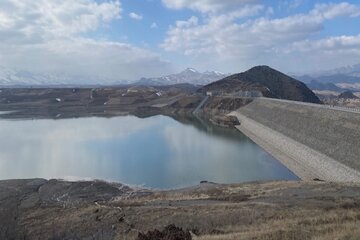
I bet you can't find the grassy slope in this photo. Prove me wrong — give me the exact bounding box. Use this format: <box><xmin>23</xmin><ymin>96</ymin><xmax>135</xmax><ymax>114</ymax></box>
<box><xmin>1</xmin><ymin>179</ymin><xmax>359</xmax><ymax>239</ymax></box>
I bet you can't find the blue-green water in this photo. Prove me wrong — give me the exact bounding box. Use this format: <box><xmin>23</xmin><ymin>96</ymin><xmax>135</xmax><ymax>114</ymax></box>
<box><xmin>0</xmin><ymin>115</ymin><xmax>298</xmax><ymax>189</ymax></box>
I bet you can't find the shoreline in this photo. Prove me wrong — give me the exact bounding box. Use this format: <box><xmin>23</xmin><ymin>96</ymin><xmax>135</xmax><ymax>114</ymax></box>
<box><xmin>1</xmin><ymin>178</ymin><xmax>360</xmax><ymax>239</ymax></box>
<box><xmin>230</xmin><ymin>111</ymin><xmax>360</xmax><ymax>182</ymax></box>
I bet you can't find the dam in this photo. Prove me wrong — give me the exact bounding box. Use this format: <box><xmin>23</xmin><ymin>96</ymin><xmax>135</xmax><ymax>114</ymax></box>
<box><xmin>231</xmin><ymin>98</ymin><xmax>360</xmax><ymax>182</ymax></box>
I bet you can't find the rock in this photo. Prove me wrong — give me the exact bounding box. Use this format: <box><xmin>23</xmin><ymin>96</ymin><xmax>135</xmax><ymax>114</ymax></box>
<box><xmin>209</xmin><ymin>115</ymin><xmax>240</xmax><ymax>127</ymax></box>
<box><xmin>137</xmin><ymin>224</ymin><xmax>192</xmax><ymax>240</ymax></box>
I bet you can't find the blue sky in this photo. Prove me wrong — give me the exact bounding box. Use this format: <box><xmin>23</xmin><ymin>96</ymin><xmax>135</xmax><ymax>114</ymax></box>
<box><xmin>0</xmin><ymin>0</ymin><xmax>360</xmax><ymax>82</ymax></box>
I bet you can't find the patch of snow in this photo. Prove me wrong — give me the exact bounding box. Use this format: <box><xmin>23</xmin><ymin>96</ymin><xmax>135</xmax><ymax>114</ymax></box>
<box><xmin>0</xmin><ymin>111</ymin><xmax>17</xmax><ymax>115</ymax></box>
<box><xmin>213</xmin><ymin>71</ymin><xmax>225</xmax><ymax>76</ymax></box>
<box><xmin>136</xmin><ymin>68</ymin><xmax>229</xmax><ymax>86</ymax></box>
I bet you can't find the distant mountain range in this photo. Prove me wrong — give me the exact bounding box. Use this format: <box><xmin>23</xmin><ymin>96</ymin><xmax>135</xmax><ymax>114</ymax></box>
<box><xmin>0</xmin><ymin>66</ymin><xmax>133</xmax><ymax>87</ymax></box>
<box><xmin>298</xmin><ymin>74</ymin><xmax>360</xmax><ymax>85</ymax></box>
<box><xmin>306</xmin><ymin>80</ymin><xmax>342</xmax><ymax>92</ymax></box>
<box><xmin>295</xmin><ymin>63</ymin><xmax>360</xmax><ymax>91</ymax></box>
<box><xmin>201</xmin><ymin>66</ymin><xmax>321</xmax><ymax>104</ymax></box>
<box><xmin>3</xmin><ymin>62</ymin><xmax>359</xmax><ymax>94</ymax></box>
<box><xmin>316</xmin><ymin>63</ymin><xmax>360</xmax><ymax>77</ymax></box>
<box><xmin>0</xmin><ymin>66</ymin><xmax>57</xmax><ymax>86</ymax></box>
<box><xmin>135</xmin><ymin>68</ymin><xmax>228</xmax><ymax>86</ymax></box>
<box><xmin>0</xmin><ymin>66</ymin><xmax>226</xmax><ymax>87</ymax></box>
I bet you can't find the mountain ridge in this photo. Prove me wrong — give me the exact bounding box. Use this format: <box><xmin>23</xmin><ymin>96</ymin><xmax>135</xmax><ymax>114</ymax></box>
<box><xmin>201</xmin><ymin>66</ymin><xmax>321</xmax><ymax>104</ymax></box>
<box><xmin>0</xmin><ymin>66</ymin><xmax>133</xmax><ymax>86</ymax></box>
<box><xmin>295</xmin><ymin>63</ymin><xmax>360</xmax><ymax>91</ymax></box>
<box><xmin>306</xmin><ymin>80</ymin><xmax>343</xmax><ymax>92</ymax></box>
<box><xmin>135</xmin><ymin>68</ymin><xmax>228</xmax><ymax>86</ymax></box>
<box><xmin>338</xmin><ymin>91</ymin><xmax>359</xmax><ymax>99</ymax></box>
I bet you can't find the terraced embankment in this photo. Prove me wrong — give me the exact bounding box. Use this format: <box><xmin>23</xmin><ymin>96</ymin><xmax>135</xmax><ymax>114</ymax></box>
<box><xmin>230</xmin><ymin>98</ymin><xmax>360</xmax><ymax>182</ymax></box>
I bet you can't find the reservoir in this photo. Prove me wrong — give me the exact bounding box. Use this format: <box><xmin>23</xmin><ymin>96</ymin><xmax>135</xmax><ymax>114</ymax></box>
<box><xmin>0</xmin><ymin>115</ymin><xmax>298</xmax><ymax>189</ymax></box>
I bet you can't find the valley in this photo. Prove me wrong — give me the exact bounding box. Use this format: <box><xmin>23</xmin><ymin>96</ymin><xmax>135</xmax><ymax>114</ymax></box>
<box><xmin>1</xmin><ymin>66</ymin><xmax>360</xmax><ymax>240</ymax></box>
<box><xmin>2</xmin><ymin>1</ymin><xmax>360</xmax><ymax>239</ymax></box>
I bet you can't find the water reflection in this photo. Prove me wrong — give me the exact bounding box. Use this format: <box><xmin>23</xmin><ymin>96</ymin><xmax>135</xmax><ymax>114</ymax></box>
<box><xmin>0</xmin><ymin>115</ymin><xmax>298</xmax><ymax>189</ymax></box>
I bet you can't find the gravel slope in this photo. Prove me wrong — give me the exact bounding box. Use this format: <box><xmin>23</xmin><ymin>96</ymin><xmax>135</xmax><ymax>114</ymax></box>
<box><xmin>230</xmin><ymin>98</ymin><xmax>360</xmax><ymax>182</ymax></box>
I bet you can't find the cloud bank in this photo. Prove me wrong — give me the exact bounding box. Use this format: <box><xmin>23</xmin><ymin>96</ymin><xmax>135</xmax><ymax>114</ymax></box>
<box><xmin>161</xmin><ymin>1</ymin><xmax>360</xmax><ymax>73</ymax></box>
<box><xmin>162</xmin><ymin>0</ymin><xmax>259</xmax><ymax>13</ymax></box>
<box><xmin>0</xmin><ymin>0</ymin><xmax>171</xmax><ymax>83</ymax></box>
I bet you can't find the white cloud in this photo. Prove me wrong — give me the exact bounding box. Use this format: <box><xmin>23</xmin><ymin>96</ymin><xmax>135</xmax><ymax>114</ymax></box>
<box><xmin>162</xmin><ymin>0</ymin><xmax>259</xmax><ymax>13</ymax></box>
<box><xmin>175</xmin><ymin>16</ymin><xmax>199</xmax><ymax>28</ymax></box>
<box><xmin>151</xmin><ymin>22</ymin><xmax>158</xmax><ymax>29</ymax></box>
<box><xmin>161</xmin><ymin>2</ymin><xmax>360</xmax><ymax>72</ymax></box>
<box><xmin>311</xmin><ymin>2</ymin><xmax>360</xmax><ymax>19</ymax></box>
<box><xmin>290</xmin><ymin>35</ymin><xmax>360</xmax><ymax>53</ymax></box>
<box><xmin>1</xmin><ymin>37</ymin><xmax>172</xmax><ymax>82</ymax></box>
<box><xmin>0</xmin><ymin>0</ymin><xmax>122</xmax><ymax>42</ymax></box>
<box><xmin>129</xmin><ymin>12</ymin><xmax>143</xmax><ymax>20</ymax></box>
<box><xmin>290</xmin><ymin>0</ymin><xmax>304</xmax><ymax>9</ymax></box>
<box><xmin>280</xmin><ymin>0</ymin><xmax>306</xmax><ymax>10</ymax></box>
<box><xmin>278</xmin><ymin>35</ymin><xmax>360</xmax><ymax>72</ymax></box>
<box><xmin>0</xmin><ymin>0</ymin><xmax>172</xmax><ymax>82</ymax></box>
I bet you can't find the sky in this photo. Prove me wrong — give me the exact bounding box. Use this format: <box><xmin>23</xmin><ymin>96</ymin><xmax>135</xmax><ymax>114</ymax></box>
<box><xmin>0</xmin><ymin>0</ymin><xmax>360</xmax><ymax>83</ymax></box>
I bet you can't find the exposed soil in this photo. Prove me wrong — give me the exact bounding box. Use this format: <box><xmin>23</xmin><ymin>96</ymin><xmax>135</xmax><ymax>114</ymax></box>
<box><xmin>0</xmin><ymin>87</ymin><xmax>196</xmax><ymax>119</ymax></box>
<box><xmin>0</xmin><ymin>179</ymin><xmax>359</xmax><ymax>240</ymax></box>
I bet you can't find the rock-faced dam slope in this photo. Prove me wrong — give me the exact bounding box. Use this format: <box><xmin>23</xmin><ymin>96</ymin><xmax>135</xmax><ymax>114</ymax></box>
<box><xmin>231</xmin><ymin>98</ymin><xmax>360</xmax><ymax>182</ymax></box>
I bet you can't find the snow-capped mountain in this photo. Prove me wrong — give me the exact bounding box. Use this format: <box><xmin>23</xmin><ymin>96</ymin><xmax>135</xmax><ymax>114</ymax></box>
<box><xmin>0</xmin><ymin>66</ymin><xmax>133</xmax><ymax>86</ymax></box>
<box><xmin>0</xmin><ymin>66</ymin><xmax>50</xmax><ymax>86</ymax></box>
<box><xmin>0</xmin><ymin>66</ymin><xmax>95</xmax><ymax>86</ymax></box>
<box><xmin>135</xmin><ymin>68</ymin><xmax>228</xmax><ymax>86</ymax></box>
<box><xmin>0</xmin><ymin>66</ymin><xmax>227</xmax><ymax>87</ymax></box>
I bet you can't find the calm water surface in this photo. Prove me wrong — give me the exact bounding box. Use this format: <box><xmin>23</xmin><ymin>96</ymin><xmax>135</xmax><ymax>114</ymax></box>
<box><xmin>0</xmin><ymin>115</ymin><xmax>298</xmax><ymax>188</ymax></box>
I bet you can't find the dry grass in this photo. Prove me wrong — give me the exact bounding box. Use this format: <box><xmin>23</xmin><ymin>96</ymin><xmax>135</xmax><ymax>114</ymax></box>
<box><xmin>4</xmin><ymin>180</ymin><xmax>360</xmax><ymax>239</ymax></box>
<box><xmin>194</xmin><ymin>209</ymin><xmax>360</xmax><ymax>240</ymax></box>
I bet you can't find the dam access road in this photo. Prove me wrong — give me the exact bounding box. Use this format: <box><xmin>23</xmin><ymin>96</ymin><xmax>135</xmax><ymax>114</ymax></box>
<box><xmin>230</xmin><ymin>97</ymin><xmax>360</xmax><ymax>182</ymax></box>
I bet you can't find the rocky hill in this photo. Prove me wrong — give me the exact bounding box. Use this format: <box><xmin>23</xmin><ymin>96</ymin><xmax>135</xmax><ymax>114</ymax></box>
<box><xmin>201</xmin><ymin>66</ymin><xmax>321</xmax><ymax>104</ymax></box>
<box><xmin>338</xmin><ymin>91</ymin><xmax>359</xmax><ymax>99</ymax></box>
